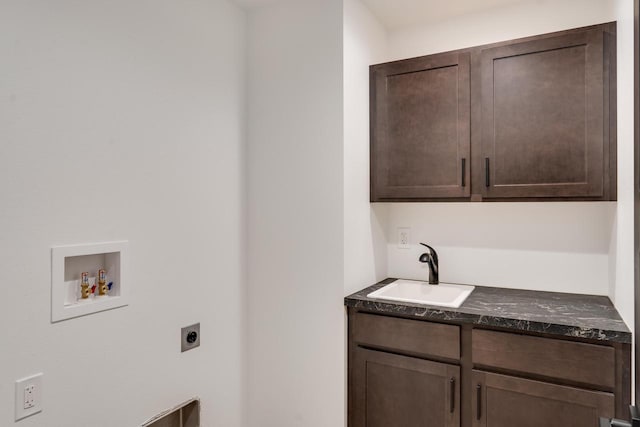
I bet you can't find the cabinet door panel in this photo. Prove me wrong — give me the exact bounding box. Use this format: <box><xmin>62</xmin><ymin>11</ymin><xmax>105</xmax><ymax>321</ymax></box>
<box><xmin>350</xmin><ymin>347</ymin><xmax>460</xmax><ymax>427</ymax></box>
<box><xmin>480</xmin><ymin>29</ymin><xmax>607</xmax><ymax>198</ymax></box>
<box><xmin>371</xmin><ymin>52</ymin><xmax>470</xmax><ymax>200</ymax></box>
<box><xmin>471</xmin><ymin>371</ymin><xmax>614</xmax><ymax>427</ymax></box>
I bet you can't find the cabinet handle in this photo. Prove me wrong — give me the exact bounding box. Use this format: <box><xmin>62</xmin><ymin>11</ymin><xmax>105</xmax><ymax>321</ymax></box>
<box><xmin>476</xmin><ymin>384</ymin><xmax>482</xmax><ymax>420</ymax></box>
<box><xmin>461</xmin><ymin>158</ymin><xmax>466</xmax><ymax>187</ymax></box>
<box><xmin>485</xmin><ymin>158</ymin><xmax>490</xmax><ymax>187</ymax></box>
<box><xmin>449</xmin><ymin>377</ymin><xmax>455</xmax><ymax>413</ymax></box>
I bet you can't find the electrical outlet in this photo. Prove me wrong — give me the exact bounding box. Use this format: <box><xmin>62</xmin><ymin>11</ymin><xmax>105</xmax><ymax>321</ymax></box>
<box><xmin>181</xmin><ymin>323</ymin><xmax>200</xmax><ymax>352</ymax></box>
<box><xmin>398</xmin><ymin>227</ymin><xmax>411</xmax><ymax>249</ymax></box>
<box><xmin>15</xmin><ymin>373</ymin><xmax>42</xmax><ymax>421</ymax></box>
<box><xmin>24</xmin><ymin>385</ymin><xmax>35</xmax><ymax>409</ymax></box>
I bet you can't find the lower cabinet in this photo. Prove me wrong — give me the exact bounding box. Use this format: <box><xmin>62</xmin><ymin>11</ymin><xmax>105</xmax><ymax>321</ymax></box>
<box><xmin>347</xmin><ymin>309</ymin><xmax>630</xmax><ymax>427</ymax></box>
<box><xmin>350</xmin><ymin>347</ymin><xmax>460</xmax><ymax>427</ymax></box>
<box><xmin>472</xmin><ymin>371</ymin><xmax>615</xmax><ymax>427</ymax></box>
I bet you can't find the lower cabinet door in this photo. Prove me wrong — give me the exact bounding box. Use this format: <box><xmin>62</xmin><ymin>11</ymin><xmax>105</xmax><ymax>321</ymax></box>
<box><xmin>471</xmin><ymin>370</ymin><xmax>615</xmax><ymax>427</ymax></box>
<box><xmin>350</xmin><ymin>347</ymin><xmax>460</xmax><ymax>427</ymax></box>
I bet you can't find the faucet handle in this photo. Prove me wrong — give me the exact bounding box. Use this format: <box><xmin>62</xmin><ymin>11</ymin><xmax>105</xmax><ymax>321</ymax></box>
<box><xmin>419</xmin><ymin>243</ymin><xmax>439</xmax><ymax>285</ymax></box>
<box><xmin>419</xmin><ymin>243</ymin><xmax>438</xmax><ymax>264</ymax></box>
<box><xmin>420</xmin><ymin>242</ymin><xmax>435</xmax><ymax>253</ymax></box>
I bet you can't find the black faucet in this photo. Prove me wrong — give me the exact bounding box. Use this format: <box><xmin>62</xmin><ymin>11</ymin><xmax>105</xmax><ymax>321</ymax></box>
<box><xmin>419</xmin><ymin>243</ymin><xmax>439</xmax><ymax>285</ymax></box>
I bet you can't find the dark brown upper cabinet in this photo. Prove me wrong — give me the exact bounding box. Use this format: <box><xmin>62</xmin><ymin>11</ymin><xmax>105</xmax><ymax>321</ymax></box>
<box><xmin>477</xmin><ymin>27</ymin><xmax>616</xmax><ymax>200</ymax></box>
<box><xmin>370</xmin><ymin>23</ymin><xmax>617</xmax><ymax>202</ymax></box>
<box><xmin>370</xmin><ymin>52</ymin><xmax>471</xmax><ymax>201</ymax></box>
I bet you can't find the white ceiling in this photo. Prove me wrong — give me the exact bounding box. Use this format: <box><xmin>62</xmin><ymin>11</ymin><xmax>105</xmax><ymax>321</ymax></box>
<box><xmin>361</xmin><ymin>0</ymin><xmax>528</xmax><ymax>29</ymax></box>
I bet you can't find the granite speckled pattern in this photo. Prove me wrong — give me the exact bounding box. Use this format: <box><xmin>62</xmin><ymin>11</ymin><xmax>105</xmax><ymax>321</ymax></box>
<box><xmin>345</xmin><ymin>278</ymin><xmax>631</xmax><ymax>343</ymax></box>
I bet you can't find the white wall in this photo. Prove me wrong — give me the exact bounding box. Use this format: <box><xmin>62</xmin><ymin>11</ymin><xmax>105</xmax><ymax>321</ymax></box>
<box><xmin>343</xmin><ymin>0</ymin><xmax>389</xmax><ymax>296</ymax></box>
<box><xmin>379</xmin><ymin>0</ymin><xmax>635</xmax><ymax>327</ymax></box>
<box><xmin>0</xmin><ymin>1</ymin><xmax>247</xmax><ymax>426</ymax></box>
<box><xmin>387</xmin><ymin>203</ymin><xmax>615</xmax><ymax>295</ymax></box>
<box><xmin>342</xmin><ymin>3</ymin><xmax>388</xmax><ymax>425</ymax></box>
<box><xmin>246</xmin><ymin>1</ymin><xmax>344</xmax><ymax>426</ymax></box>
<box><xmin>611</xmin><ymin>0</ymin><xmax>635</xmax><ymax>336</ymax></box>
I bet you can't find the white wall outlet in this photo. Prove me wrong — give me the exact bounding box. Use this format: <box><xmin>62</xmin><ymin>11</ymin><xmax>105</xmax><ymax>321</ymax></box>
<box><xmin>24</xmin><ymin>385</ymin><xmax>35</xmax><ymax>409</ymax></box>
<box><xmin>398</xmin><ymin>227</ymin><xmax>411</xmax><ymax>249</ymax></box>
<box><xmin>15</xmin><ymin>373</ymin><xmax>43</xmax><ymax>420</ymax></box>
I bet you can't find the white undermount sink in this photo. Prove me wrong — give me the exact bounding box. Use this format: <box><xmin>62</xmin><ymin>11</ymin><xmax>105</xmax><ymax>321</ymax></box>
<box><xmin>367</xmin><ymin>279</ymin><xmax>474</xmax><ymax>308</ymax></box>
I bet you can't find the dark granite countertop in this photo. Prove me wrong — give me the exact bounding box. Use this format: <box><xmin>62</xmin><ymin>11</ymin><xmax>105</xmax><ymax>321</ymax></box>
<box><xmin>345</xmin><ymin>278</ymin><xmax>631</xmax><ymax>344</ymax></box>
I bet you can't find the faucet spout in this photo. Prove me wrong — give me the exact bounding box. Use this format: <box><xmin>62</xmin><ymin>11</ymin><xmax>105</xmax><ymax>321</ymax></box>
<box><xmin>419</xmin><ymin>243</ymin><xmax>439</xmax><ymax>285</ymax></box>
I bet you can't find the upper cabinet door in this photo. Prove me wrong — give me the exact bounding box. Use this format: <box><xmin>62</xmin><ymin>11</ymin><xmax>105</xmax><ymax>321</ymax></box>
<box><xmin>371</xmin><ymin>52</ymin><xmax>471</xmax><ymax>201</ymax></box>
<box><xmin>479</xmin><ymin>29</ymin><xmax>613</xmax><ymax>199</ymax></box>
